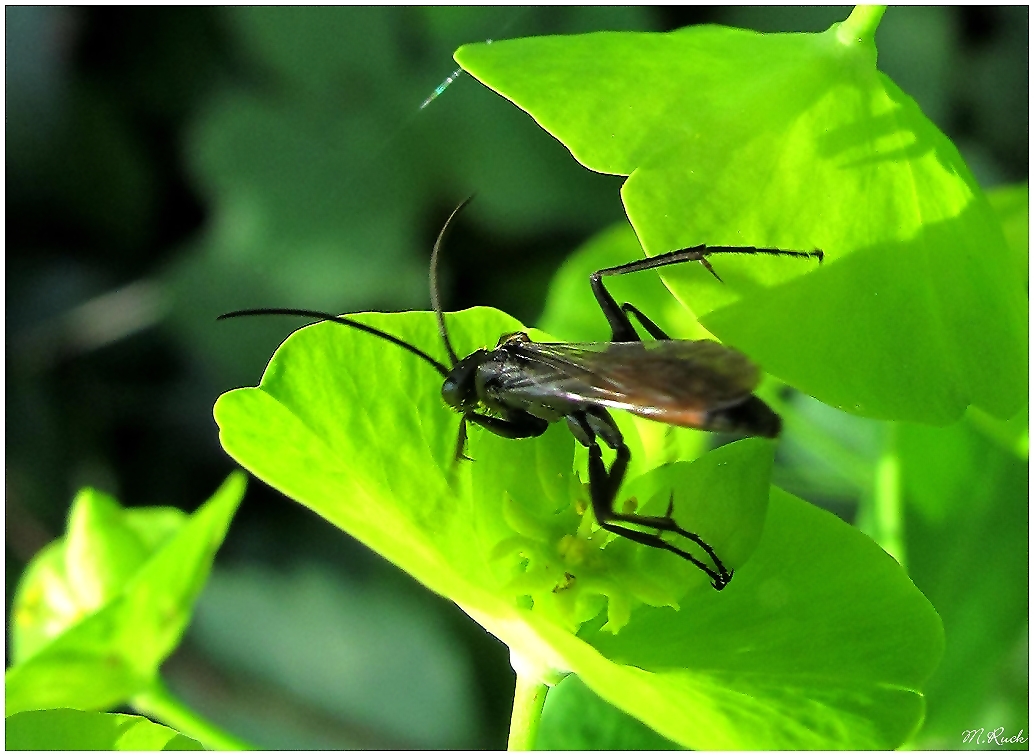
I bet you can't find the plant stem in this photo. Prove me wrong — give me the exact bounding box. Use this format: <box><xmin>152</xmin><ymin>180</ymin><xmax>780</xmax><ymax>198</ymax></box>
<box><xmin>836</xmin><ymin>5</ymin><xmax>887</xmax><ymax>46</ymax></box>
<box><xmin>507</xmin><ymin>672</ymin><xmax>548</xmax><ymax>751</ymax></box>
<box><xmin>131</xmin><ymin>675</ymin><xmax>254</xmax><ymax>751</ymax></box>
<box><xmin>966</xmin><ymin>406</ymin><xmax>1029</xmax><ymax>458</ymax></box>
<box><xmin>763</xmin><ymin>391</ymin><xmax>874</xmax><ymax>492</ymax></box>
<box><xmin>871</xmin><ymin>426</ymin><xmax>906</xmax><ymax>568</ymax></box>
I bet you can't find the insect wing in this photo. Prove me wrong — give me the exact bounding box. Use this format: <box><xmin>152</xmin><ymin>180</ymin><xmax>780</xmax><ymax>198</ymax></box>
<box><xmin>503</xmin><ymin>340</ymin><xmax>761</xmax><ymax>428</ymax></box>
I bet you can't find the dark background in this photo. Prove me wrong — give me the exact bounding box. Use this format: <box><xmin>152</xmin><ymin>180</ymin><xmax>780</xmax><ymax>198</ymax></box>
<box><xmin>6</xmin><ymin>6</ymin><xmax>1028</xmax><ymax>749</ymax></box>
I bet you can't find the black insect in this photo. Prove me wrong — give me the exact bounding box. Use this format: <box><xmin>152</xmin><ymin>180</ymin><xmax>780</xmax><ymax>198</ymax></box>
<box><xmin>220</xmin><ymin>199</ymin><xmax>822</xmax><ymax>590</ymax></box>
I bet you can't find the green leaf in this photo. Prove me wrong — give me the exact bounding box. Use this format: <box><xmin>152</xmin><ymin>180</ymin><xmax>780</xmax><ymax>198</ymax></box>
<box><xmin>215</xmin><ymin>307</ymin><xmax>943</xmax><ymax>749</ymax></box>
<box><xmin>567</xmin><ymin>487</ymin><xmax>942</xmax><ymax>750</ymax></box>
<box><xmin>6</xmin><ymin>474</ymin><xmax>245</xmax><ymax>715</ymax></box>
<box><xmin>5</xmin><ymin>709</ymin><xmax>203</xmax><ymax>751</ymax></box>
<box><xmin>456</xmin><ymin>22</ymin><xmax>1027</xmax><ymax>424</ymax></box>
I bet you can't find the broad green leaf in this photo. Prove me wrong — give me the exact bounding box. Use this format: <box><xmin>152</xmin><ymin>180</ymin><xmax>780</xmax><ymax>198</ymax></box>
<box><xmin>456</xmin><ymin>20</ymin><xmax>1027</xmax><ymax>424</ymax></box>
<box><xmin>5</xmin><ymin>709</ymin><xmax>203</xmax><ymax>751</ymax></box>
<box><xmin>215</xmin><ymin>308</ymin><xmax>943</xmax><ymax>749</ymax></box>
<box><xmin>6</xmin><ymin>474</ymin><xmax>245</xmax><ymax>715</ymax></box>
<box><xmin>568</xmin><ymin>487</ymin><xmax>942</xmax><ymax>750</ymax></box>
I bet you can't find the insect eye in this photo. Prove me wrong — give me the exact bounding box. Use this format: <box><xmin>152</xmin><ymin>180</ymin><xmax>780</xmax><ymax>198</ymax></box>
<box><xmin>441</xmin><ymin>377</ymin><xmax>464</xmax><ymax>409</ymax></box>
<box><xmin>441</xmin><ymin>359</ymin><xmax>481</xmax><ymax>411</ymax></box>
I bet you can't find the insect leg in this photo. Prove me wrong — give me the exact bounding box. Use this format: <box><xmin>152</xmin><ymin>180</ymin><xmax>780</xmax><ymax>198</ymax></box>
<box><xmin>594</xmin><ymin>243</ymin><xmax>823</xmax><ymax>294</ymax></box>
<box><xmin>619</xmin><ymin>303</ymin><xmax>671</xmax><ymax>341</ymax></box>
<box><xmin>597</xmin><ymin>244</ymin><xmax>823</xmax><ymax>281</ymax></box>
<box><xmin>568</xmin><ymin>409</ymin><xmax>732</xmax><ymax>590</ymax></box>
<box><xmin>466</xmin><ymin>411</ymin><xmax>549</xmax><ymax>439</ymax></box>
<box><xmin>590</xmin><ymin>250</ymin><xmax>714</xmax><ymax>340</ymax></box>
<box><xmin>566</xmin><ymin>409</ymin><xmax>628</xmax><ymax>513</ymax></box>
<box><xmin>455</xmin><ymin>411</ymin><xmax>549</xmax><ymax>462</ymax></box>
<box><xmin>453</xmin><ymin>416</ymin><xmax>472</xmax><ymax>463</ymax></box>
<box><xmin>663</xmin><ymin>492</ymin><xmax>728</xmax><ymax>583</ymax></box>
<box><xmin>600</xmin><ymin>491</ymin><xmax>734</xmax><ymax>590</ymax></box>
<box><xmin>589</xmin><ymin>270</ymin><xmax>641</xmax><ymax>343</ymax></box>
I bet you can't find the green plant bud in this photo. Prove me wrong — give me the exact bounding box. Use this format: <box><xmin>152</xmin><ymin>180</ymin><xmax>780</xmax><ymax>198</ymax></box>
<box><xmin>64</xmin><ymin>490</ymin><xmax>151</xmax><ymax>612</ymax></box>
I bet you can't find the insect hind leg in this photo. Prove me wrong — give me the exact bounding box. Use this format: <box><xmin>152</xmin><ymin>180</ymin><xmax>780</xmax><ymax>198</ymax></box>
<box><xmin>590</xmin><ymin>249</ymin><xmax>719</xmax><ymax>341</ymax></box>
<box><xmin>568</xmin><ymin>409</ymin><xmax>732</xmax><ymax>590</ymax></box>
<box><xmin>596</xmin><ymin>244</ymin><xmax>822</xmax><ymax>280</ymax></box>
<box><xmin>620</xmin><ymin>303</ymin><xmax>671</xmax><ymax>341</ymax></box>
<box><xmin>595</xmin><ymin>482</ymin><xmax>733</xmax><ymax>590</ymax></box>
<box><xmin>596</xmin><ymin>519</ymin><xmax>729</xmax><ymax>590</ymax></box>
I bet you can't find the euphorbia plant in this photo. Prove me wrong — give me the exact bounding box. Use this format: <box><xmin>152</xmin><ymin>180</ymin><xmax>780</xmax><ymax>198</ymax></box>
<box><xmin>5</xmin><ymin>475</ymin><xmax>248</xmax><ymax>749</ymax></box>
<box><xmin>216</xmin><ymin>309</ymin><xmax>943</xmax><ymax>750</ymax></box>
<box><xmin>215</xmin><ymin>6</ymin><xmax>1023</xmax><ymax>749</ymax></box>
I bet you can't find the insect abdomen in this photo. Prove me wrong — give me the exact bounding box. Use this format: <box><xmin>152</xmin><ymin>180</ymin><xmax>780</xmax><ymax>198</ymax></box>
<box><xmin>702</xmin><ymin>396</ymin><xmax>781</xmax><ymax>438</ymax></box>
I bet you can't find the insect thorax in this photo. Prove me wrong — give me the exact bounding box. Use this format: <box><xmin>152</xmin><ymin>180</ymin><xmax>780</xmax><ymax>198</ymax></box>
<box><xmin>496</xmin><ymin>331</ymin><xmax>532</xmax><ymax>348</ymax></box>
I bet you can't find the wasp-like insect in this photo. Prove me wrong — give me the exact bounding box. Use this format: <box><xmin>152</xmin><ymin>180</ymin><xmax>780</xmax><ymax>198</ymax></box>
<box><xmin>221</xmin><ymin>199</ymin><xmax>822</xmax><ymax>589</ymax></box>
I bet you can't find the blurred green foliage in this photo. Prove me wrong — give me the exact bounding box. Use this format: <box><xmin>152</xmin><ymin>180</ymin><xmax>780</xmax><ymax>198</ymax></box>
<box><xmin>6</xmin><ymin>709</ymin><xmax>203</xmax><ymax>750</ymax></box>
<box><xmin>6</xmin><ymin>476</ymin><xmax>243</xmax><ymax>718</ymax></box>
<box><xmin>6</xmin><ymin>6</ymin><xmax>1028</xmax><ymax>750</ymax></box>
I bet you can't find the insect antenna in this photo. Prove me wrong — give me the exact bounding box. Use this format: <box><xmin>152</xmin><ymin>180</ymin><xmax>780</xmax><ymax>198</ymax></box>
<box><xmin>430</xmin><ymin>196</ymin><xmax>475</xmax><ymax>368</ymax></box>
<box><xmin>217</xmin><ymin>308</ymin><xmax>450</xmax><ymax>377</ymax></box>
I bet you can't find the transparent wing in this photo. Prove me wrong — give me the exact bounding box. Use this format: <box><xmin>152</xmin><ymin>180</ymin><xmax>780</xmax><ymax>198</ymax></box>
<box><xmin>501</xmin><ymin>339</ymin><xmax>760</xmax><ymax>426</ymax></box>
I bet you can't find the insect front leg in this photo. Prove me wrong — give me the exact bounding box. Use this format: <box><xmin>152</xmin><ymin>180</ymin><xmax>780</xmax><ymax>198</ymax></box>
<box><xmin>456</xmin><ymin>411</ymin><xmax>549</xmax><ymax>462</ymax></box>
<box><xmin>466</xmin><ymin>411</ymin><xmax>550</xmax><ymax>439</ymax></box>
<box><xmin>568</xmin><ymin>408</ymin><xmax>733</xmax><ymax>590</ymax></box>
